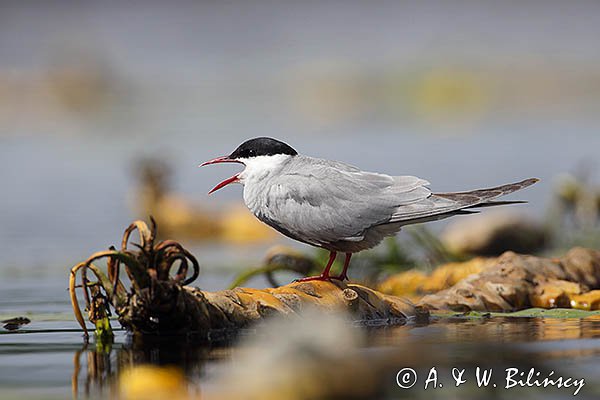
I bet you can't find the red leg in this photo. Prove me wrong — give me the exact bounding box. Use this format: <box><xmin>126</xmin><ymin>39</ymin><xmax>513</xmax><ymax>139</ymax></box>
<box><xmin>295</xmin><ymin>251</ymin><xmax>337</xmax><ymax>282</ymax></box>
<box><xmin>332</xmin><ymin>253</ymin><xmax>352</xmax><ymax>281</ymax></box>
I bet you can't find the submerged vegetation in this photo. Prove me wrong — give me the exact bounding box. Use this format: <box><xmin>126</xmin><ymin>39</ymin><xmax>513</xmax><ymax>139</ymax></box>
<box><xmin>69</xmin><ymin>218</ymin><xmax>200</xmax><ymax>339</ymax></box>
<box><xmin>68</xmin><ymin>220</ymin><xmax>600</xmax><ymax>347</ymax></box>
<box><xmin>69</xmin><ymin>219</ymin><xmax>425</xmax><ymax>342</ymax></box>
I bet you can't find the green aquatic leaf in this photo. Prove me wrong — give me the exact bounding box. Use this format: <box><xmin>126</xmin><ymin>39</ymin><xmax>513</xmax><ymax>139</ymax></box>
<box><xmin>432</xmin><ymin>308</ymin><xmax>600</xmax><ymax>319</ymax></box>
<box><xmin>94</xmin><ymin>316</ymin><xmax>114</xmax><ymax>351</ymax></box>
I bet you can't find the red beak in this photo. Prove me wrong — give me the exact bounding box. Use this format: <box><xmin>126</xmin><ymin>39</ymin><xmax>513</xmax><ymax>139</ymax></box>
<box><xmin>199</xmin><ymin>155</ymin><xmax>242</xmax><ymax>167</ymax></box>
<box><xmin>199</xmin><ymin>156</ymin><xmax>244</xmax><ymax>194</ymax></box>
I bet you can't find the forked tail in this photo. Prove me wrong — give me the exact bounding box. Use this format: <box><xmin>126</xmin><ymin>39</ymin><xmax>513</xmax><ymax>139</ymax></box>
<box><xmin>433</xmin><ymin>177</ymin><xmax>539</xmax><ymax>209</ymax></box>
<box><xmin>387</xmin><ymin>177</ymin><xmax>539</xmax><ymax>226</ymax></box>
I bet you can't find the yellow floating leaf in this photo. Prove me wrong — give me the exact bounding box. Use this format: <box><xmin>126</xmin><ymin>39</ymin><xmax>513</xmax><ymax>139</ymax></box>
<box><xmin>119</xmin><ymin>365</ymin><xmax>188</xmax><ymax>400</ymax></box>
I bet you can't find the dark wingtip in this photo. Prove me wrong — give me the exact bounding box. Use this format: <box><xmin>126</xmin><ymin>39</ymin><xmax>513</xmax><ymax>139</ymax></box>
<box><xmin>514</xmin><ymin>178</ymin><xmax>539</xmax><ymax>191</ymax></box>
<box><xmin>434</xmin><ymin>177</ymin><xmax>540</xmax><ymax>206</ymax></box>
<box><xmin>499</xmin><ymin>178</ymin><xmax>539</xmax><ymax>195</ymax></box>
<box><xmin>525</xmin><ymin>177</ymin><xmax>540</xmax><ymax>185</ymax></box>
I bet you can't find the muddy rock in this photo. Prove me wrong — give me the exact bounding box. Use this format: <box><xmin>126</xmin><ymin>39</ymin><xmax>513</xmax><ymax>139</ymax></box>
<box><xmin>378</xmin><ymin>257</ymin><xmax>493</xmax><ymax>297</ymax></box>
<box><xmin>570</xmin><ymin>290</ymin><xmax>600</xmax><ymax>311</ymax></box>
<box><xmin>419</xmin><ymin>247</ymin><xmax>600</xmax><ymax>311</ymax></box>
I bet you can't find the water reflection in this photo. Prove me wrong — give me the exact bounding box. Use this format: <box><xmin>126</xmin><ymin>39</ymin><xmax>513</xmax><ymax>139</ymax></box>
<box><xmin>71</xmin><ymin>335</ymin><xmax>229</xmax><ymax>399</ymax></box>
<box><xmin>72</xmin><ymin>344</ymin><xmax>115</xmax><ymax>399</ymax></box>
<box><xmin>370</xmin><ymin>317</ymin><xmax>600</xmax><ymax>350</ymax></box>
<box><xmin>69</xmin><ymin>317</ymin><xmax>600</xmax><ymax>399</ymax></box>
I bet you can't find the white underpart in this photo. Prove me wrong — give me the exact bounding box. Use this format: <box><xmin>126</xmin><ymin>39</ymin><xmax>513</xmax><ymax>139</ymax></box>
<box><xmin>238</xmin><ymin>154</ymin><xmax>293</xmax><ymax>220</ymax></box>
<box><xmin>237</xmin><ymin>154</ymin><xmax>293</xmax><ymax>185</ymax></box>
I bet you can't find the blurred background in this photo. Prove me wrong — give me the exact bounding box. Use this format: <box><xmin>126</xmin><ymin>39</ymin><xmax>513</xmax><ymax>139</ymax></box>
<box><xmin>1</xmin><ymin>1</ymin><xmax>600</xmax><ymax>274</ymax></box>
<box><xmin>2</xmin><ymin>1</ymin><xmax>600</xmax><ymax>398</ymax></box>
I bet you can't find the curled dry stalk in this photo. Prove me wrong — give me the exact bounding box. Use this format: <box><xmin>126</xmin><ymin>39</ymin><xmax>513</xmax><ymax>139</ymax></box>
<box><xmin>69</xmin><ymin>218</ymin><xmax>200</xmax><ymax>338</ymax></box>
<box><xmin>229</xmin><ymin>246</ymin><xmax>318</xmax><ymax>289</ymax></box>
<box><xmin>69</xmin><ymin>220</ymin><xmax>423</xmax><ymax>340</ymax></box>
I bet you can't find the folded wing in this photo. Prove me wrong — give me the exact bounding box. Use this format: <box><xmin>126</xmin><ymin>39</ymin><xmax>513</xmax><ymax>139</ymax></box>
<box><xmin>260</xmin><ymin>156</ymin><xmax>537</xmax><ymax>247</ymax></box>
<box><xmin>262</xmin><ymin>157</ymin><xmax>431</xmax><ymax>246</ymax></box>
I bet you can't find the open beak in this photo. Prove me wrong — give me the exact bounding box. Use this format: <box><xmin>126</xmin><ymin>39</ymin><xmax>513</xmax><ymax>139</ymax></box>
<box><xmin>199</xmin><ymin>156</ymin><xmax>244</xmax><ymax>194</ymax></box>
<box><xmin>200</xmin><ymin>155</ymin><xmax>242</xmax><ymax>167</ymax></box>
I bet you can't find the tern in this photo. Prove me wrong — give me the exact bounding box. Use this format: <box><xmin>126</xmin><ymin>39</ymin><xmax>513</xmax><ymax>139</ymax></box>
<box><xmin>201</xmin><ymin>137</ymin><xmax>537</xmax><ymax>282</ymax></box>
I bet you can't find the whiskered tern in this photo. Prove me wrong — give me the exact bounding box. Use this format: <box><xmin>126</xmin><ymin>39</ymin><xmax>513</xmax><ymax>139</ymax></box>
<box><xmin>201</xmin><ymin>137</ymin><xmax>537</xmax><ymax>282</ymax></box>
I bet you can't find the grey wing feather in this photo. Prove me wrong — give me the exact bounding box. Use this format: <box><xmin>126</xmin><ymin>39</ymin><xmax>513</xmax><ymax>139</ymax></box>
<box><xmin>387</xmin><ymin>177</ymin><xmax>539</xmax><ymax>224</ymax></box>
<box><xmin>262</xmin><ymin>155</ymin><xmax>537</xmax><ymax>247</ymax></box>
<box><xmin>264</xmin><ymin>156</ymin><xmax>431</xmax><ymax>245</ymax></box>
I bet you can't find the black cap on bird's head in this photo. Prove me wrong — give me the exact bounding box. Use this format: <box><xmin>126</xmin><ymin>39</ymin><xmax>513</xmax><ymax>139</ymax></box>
<box><xmin>229</xmin><ymin>137</ymin><xmax>298</xmax><ymax>159</ymax></box>
<box><xmin>200</xmin><ymin>137</ymin><xmax>297</xmax><ymax>194</ymax></box>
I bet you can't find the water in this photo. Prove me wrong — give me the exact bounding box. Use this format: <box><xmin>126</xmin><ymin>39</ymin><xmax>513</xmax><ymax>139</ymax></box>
<box><xmin>2</xmin><ymin>2</ymin><xmax>600</xmax><ymax>398</ymax></box>
<box><xmin>2</xmin><ymin>315</ymin><xmax>600</xmax><ymax>398</ymax></box>
<box><xmin>2</xmin><ymin>124</ymin><xmax>599</xmax><ymax>268</ymax></box>
<box><xmin>2</xmin><ymin>274</ymin><xmax>600</xmax><ymax>398</ymax></box>
<box><xmin>2</xmin><ymin>82</ymin><xmax>600</xmax><ymax>400</ymax></box>
<box><xmin>2</xmin><ymin>1</ymin><xmax>600</xmax><ymax>270</ymax></box>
